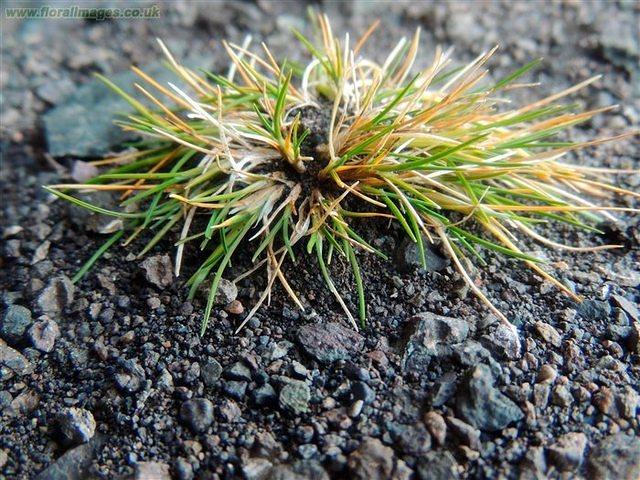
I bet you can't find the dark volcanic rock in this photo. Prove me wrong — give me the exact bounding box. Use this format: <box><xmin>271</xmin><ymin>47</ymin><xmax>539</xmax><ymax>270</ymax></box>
<box><xmin>427</xmin><ymin>372</ymin><xmax>458</xmax><ymax>407</ymax></box>
<box><xmin>222</xmin><ymin>380</ymin><xmax>247</xmax><ymax>400</ymax></box>
<box><xmin>37</xmin><ymin>276</ymin><xmax>74</xmax><ymax>316</ymax></box>
<box><xmin>279</xmin><ymin>379</ymin><xmax>310</xmax><ymax>415</ymax></box>
<box><xmin>0</xmin><ymin>339</ymin><xmax>34</xmax><ymax>378</ymax></box>
<box><xmin>27</xmin><ymin>319</ymin><xmax>60</xmax><ymax>352</ymax></box>
<box><xmin>347</xmin><ymin>437</ymin><xmax>395</xmax><ymax>480</ymax></box>
<box><xmin>214</xmin><ymin>279</ymin><xmax>238</xmax><ymax>305</ymax></box>
<box><xmin>224</xmin><ymin>361</ymin><xmax>252</xmax><ymax>381</ymax></box>
<box><xmin>611</xmin><ymin>295</ymin><xmax>639</xmax><ymax>322</ymax></box>
<box><xmin>577</xmin><ymin>299</ymin><xmax>612</xmax><ymax>322</ymax></box>
<box><xmin>351</xmin><ymin>381</ymin><xmax>375</xmax><ymax>405</ymax></box>
<box><xmin>547</xmin><ymin>432</ymin><xmax>587</xmax><ymax>472</ymax></box>
<box><xmin>416</xmin><ymin>450</ymin><xmax>460</xmax><ymax>480</ymax></box>
<box><xmin>396</xmin><ymin>236</ymin><xmax>449</xmax><ymax>272</ymax></box>
<box><xmin>180</xmin><ymin>398</ymin><xmax>214</xmax><ymax>433</ymax></box>
<box><xmin>455</xmin><ymin>364</ymin><xmax>523</xmax><ymax>432</ymax></box>
<box><xmin>140</xmin><ymin>254</ymin><xmax>173</xmax><ymax>289</ymax></box>
<box><xmin>587</xmin><ymin>433</ymin><xmax>640</xmax><ymax>480</ymax></box>
<box><xmin>1</xmin><ymin>304</ymin><xmax>33</xmax><ymax>344</ymax></box>
<box><xmin>114</xmin><ymin>360</ymin><xmax>145</xmax><ymax>394</ymax></box>
<box><xmin>403</xmin><ymin>313</ymin><xmax>469</xmax><ymax>373</ymax></box>
<box><xmin>200</xmin><ymin>358</ymin><xmax>223</xmax><ymax>387</ymax></box>
<box><xmin>35</xmin><ymin>435</ymin><xmax>104</xmax><ymax>480</ymax></box>
<box><xmin>480</xmin><ymin>322</ymin><xmax>521</xmax><ymax>360</ymax></box>
<box><xmin>251</xmin><ymin>383</ymin><xmax>277</xmax><ymax>407</ymax></box>
<box><xmin>388</xmin><ymin>423</ymin><xmax>432</xmax><ymax>455</ymax></box>
<box><xmin>134</xmin><ymin>461</ymin><xmax>171</xmax><ymax>480</ymax></box>
<box><xmin>58</xmin><ymin>407</ymin><xmax>96</xmax><ymax>446</ymax></box>
<box><xmin>297</xmin><ymin>322</ymin><xmax>364</xmax><ymax>364</ymax></box>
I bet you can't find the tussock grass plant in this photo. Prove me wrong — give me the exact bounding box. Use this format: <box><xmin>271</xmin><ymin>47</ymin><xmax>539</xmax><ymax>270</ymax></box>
<box><xmin>47</xmin><ymin>14</ymin><xmax>639</xmax><ymax>334</ymax></box>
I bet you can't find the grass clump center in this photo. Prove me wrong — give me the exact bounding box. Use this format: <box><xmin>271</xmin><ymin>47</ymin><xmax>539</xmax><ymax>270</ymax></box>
<box><xmin>46</xmin><ymin>14</ymin><xmax>638</xmax><ymax>334</ymax></box>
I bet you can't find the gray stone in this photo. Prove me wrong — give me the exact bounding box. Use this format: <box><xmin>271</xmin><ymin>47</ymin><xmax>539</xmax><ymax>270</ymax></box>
<box><xmin>587</xmin><ymin>434</ymin><xmax>640</xmax><ymax>480</ymax></box>
<box><xmin>347</xmin><ymin>437</ymin><xmax>395</xmax><ymax>480</ymax></box>
<box><xmin>222</xmin><ymin>380</ymin><xmax>247</xmax><ymax>400</ymax></box>
<box><xmin>423</xmin><ymin>411</ymin><xmax>447</xmax><ymax>446</ymax></box>
<box><xmin>0</xmin><ymin>339</ymin><xmax>33</xmax><ymax>379</ymax></box>
<box><xmin>396</xmin><ymin>236</ymin><xmax>449</xmax><ymax>273</ymax></box>
<box><xmin>427</xmin><ymin>371</ymin><xmax>458</xmax><ymax>407</ymax></box>
<box><xmin>481</xmin><ymin>322</ymin><xmax>521</xmax><ymax>360</ymax></box>
<box><xmin>611</xmin><ymin>295</ymin><xmax>639</xmax><ymax>322</ymax></box>
<box><xmin>114</xmin><ymin>360</ymin><xmax>145</xmax><ymax>394</ymax></box>
<box><xmin>534</xmin><ymin>321</ymin><xmax>562</xmax><ymax>347</ymax></box>
<box><xmin>452</xmin><ymin>340</ymin><xmax>502</xmax><ymax>377</ymax></box>
<box><xmin>218</xmin><ymin>399</ymin><xmax>241</xmax><ymax>422</ymax></box>
<box><xmin>251</xmin><ymin>383</ymin><xmax>277</xmax><ymax>407</ymax></box>
<box><xmin>533</xmin><ymin>383</ymin><xmax>550</xmax><ymax>409</ymax></box>
<box><xmin>43</xmin><ymin>58</ymin><xmax>210</xmax><ymax>158</ymax></box>
<box><xmin>446</xmin><ymin>416</ymin><xmax>481</xmax><ymax>450</ymax></box>
<box><xmin>156</xmin><ymin>369</ymin><xmax>174</xmax><ymax>391</ymax></box>
<box><xmin>70</xmin><ymin>160</ymin><xmax>99</xmax><ymax>183</ymax></box>
<box><xmin>67</xmin><ymin>191</ymin><xmax>123</xmax><ymax>234</ymax></box>
<box><xmin>617</xmin><ymin>385</ymin><xmax>639</xmax><ymax>419</ymax></box>
<box><xmin>403</xmin><ymin>313</ymin><xmax>469</xmax><ymax>373</ymax></box>
<box><xmin>298</xmin><ymin>444</ymin><xmax>319</xmax><ymax>460</ymax></box>
<box><xmin>1</xmin><ymin>304</ymin><xmax>32</xmax><ymax>343</ymax></box>
<box><xmin>552</xmin><ymin>384</ymin><xmax>573</xmax><ymax>407</ymax></box>
<box><xmin>269</xmin><ymin>340</ymin><xmax>293</xmax><ymax>360</ymax></box>
<box><xmin>224</xmin><ymin>361</ymin><xmax>252</xmax><ymax>382</ymax></box>
<box><xmin>547</xmin><ymin>432</ymin><xmax>587</xmax><ymax>471</ymax></box>
<box><xmin>0</xmin><ymin>391</ymin><xmax>12</xmax><ymax>410</ymax></box>
<box><xmin>5</xmin><ymin>390</ymin><xmax>40</xmax><ymax>417</ymax></box>
<box><xmin>27</xmin><ymin>319</ymin><xmax>60</xmax><ymax>352</ymax></box>
<box><xmin>456</xmin><ymin>364</ymin><xmax>524</xmax><ymax>432</ymax></box>
<box><xmin>140</xmin><ymin>254</ymin><xmax>173</xmax><ymax>288</ymax></box>
<box><xmin>297</xmin><ymin>322</ymin><xmax>364</xmax><ymax>364</ymax></box>
<box><xmin>134</xmin><ymin>462</ymin><xmax>171</xmax><ymax>480</ymax></box>
<box><xmin>242</xmin><ymin>458</ymin><xmax>273</xmax><ymax>480</ymax></box>
<box><xmin>180</xmin><ymin>398</ymin><xmax>214</xmax><ymax>433</ymax></box>
<box><xmin>596</xmin><ymin>12</ymin><xmax>640</xmax><ymax>76</ymax></box>
<box><xmin>214</xmin><ymin>279</ymin><xmax>237</xmax><ymax>305</ymax></box>
<box><xmin>115</xmin><ymin>372</ymin><xmax>142</xmax><ymax>393</ymax></box>
<box><xmin>293</xmin><ymin>459</ymin><xmax>330</xmax><ymax>478</ymax></box>
<box><xmin>174</xmin><ymin>458</ymin><xmax>193</xmax><ymax>480</ymax></box>
<box><xmin>290</xmin><ymin>361</ymin><xmax>308</xmax><ymax>379</ymax></box>
<box><xmin>58</xmin><ymin>407</ymin><xmax>96</xmax><ymax>446</ymax></box>
<box><xmin>416</xmin><ymin>450</ymin><xmax>460</xmax><ymax>480</ymax></box>
<box><xmin>279</xmin><ymin>379</ymin><xmax>310</xmax><ymax>415</ymax></box>
<box><xmin>351</xmin><ymin>381</ymin><xmax>375</xmax><ymax>405</ymax></box>
<box><xmin>519</xmin><ymin>446</ymin><xmax>547</xmax><ymax>480</ymax></box>
<box><xmin>578</xmin><ymin>299</ymin><xmax>612</xmax><ymax>322</ymax></box>
<box><xmin>37</xmin><ymin>276</ymin><xmax>74</xmax><ymax>315</ymax></box>
<box><xmin>388</xmin><ymin>423</ymin><xmax>432</xmax><ymax>455</ymax></box>
<box><xmin>201</xmin><ymin>358</ymin><xmax>222</xmax><ymax>387</ymax></box>
<box><xmin>36</xmin><ymin>77</ymin><xmax>75</xmax><ymax>105</ymax></box>
<box><xmin>35</xmin><ymin>435</ymin><xmax>104</xmax><ymax>480</ymax></box>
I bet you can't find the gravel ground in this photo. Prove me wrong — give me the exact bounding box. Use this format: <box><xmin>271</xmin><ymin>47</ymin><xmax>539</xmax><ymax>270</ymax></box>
<box><xmin>1</xmin><ymin>1</ymin><xmax>639</xmax><ymax>479</ymax></box>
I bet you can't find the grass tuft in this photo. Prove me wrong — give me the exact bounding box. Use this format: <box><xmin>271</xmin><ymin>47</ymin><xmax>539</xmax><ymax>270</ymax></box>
<box><xmin>47</xmin><ymin>14</ymin><xmax>639</xmax><ymax>333</ymax></box>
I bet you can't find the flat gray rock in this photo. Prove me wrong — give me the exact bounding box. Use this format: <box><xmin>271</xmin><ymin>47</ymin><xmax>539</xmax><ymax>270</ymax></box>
<box><xmin>402</xmin><ymin>312</ymin><xmax>469</xmax><ymax>373</ymax></box>
<box><xmin>456</xmin><ymin>364</ymin><xmax>524</xmax><ymax>432</ymax></box>
<box><xmin>297</xmin><ymin>322</ymin><xmax>364</xmax><ymax>364</ymax></box>
<box><xmin>44</xmin><ymin>56</ymin><xmax>209</xmax><ymax>158</ymax></box>
<box><xmin>35</xmin><ymin>435</ymin><xmax>104</xmax><ymax>480</ymax></box>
